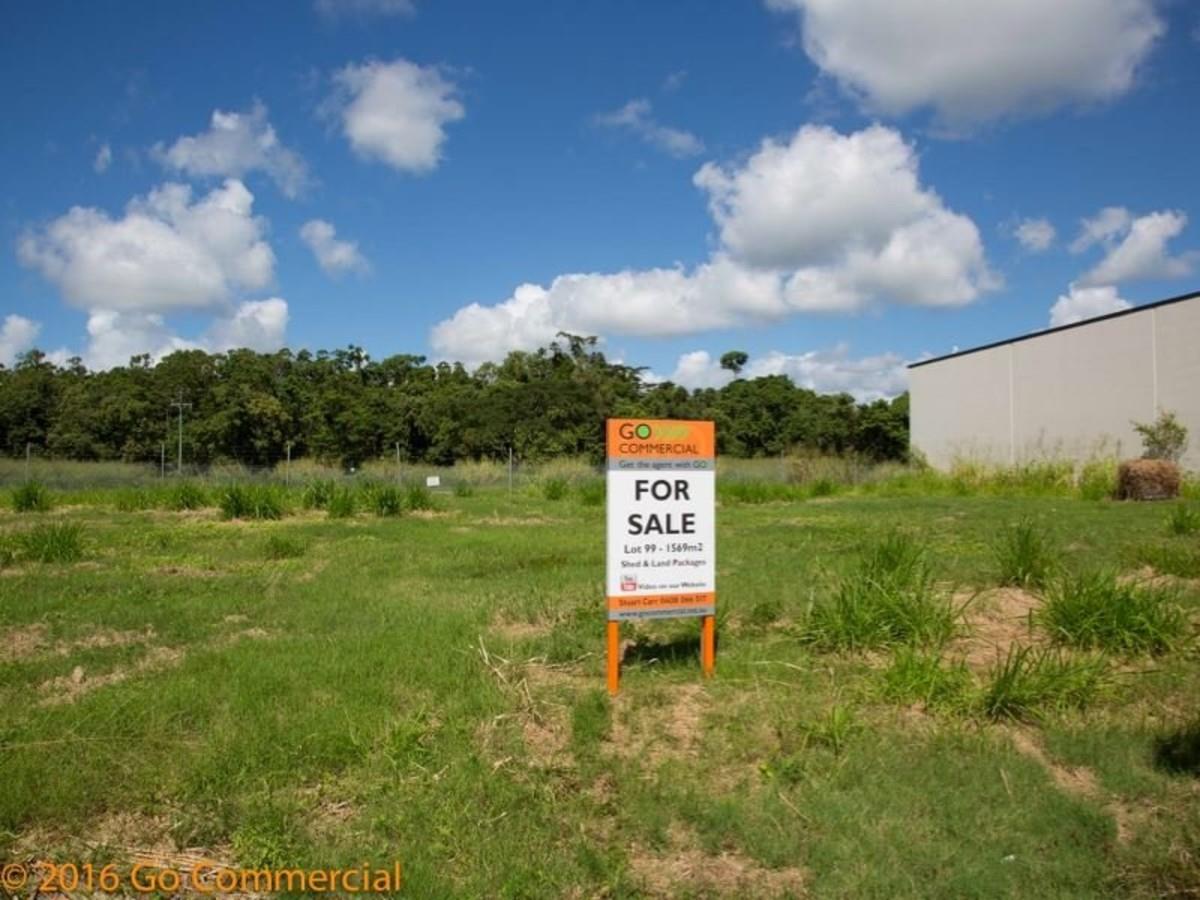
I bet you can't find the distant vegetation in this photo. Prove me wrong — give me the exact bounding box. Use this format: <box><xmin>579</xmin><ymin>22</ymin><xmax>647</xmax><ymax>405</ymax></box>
<box><xmin>0</xmin><ymin>334</ymin><xmax>909</xmax><ymax>468</ymax></box>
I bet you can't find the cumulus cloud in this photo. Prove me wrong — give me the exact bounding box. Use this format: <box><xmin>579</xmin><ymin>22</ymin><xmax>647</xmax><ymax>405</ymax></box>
<box><xmin>768</xmin><ymin>0</ymin><xmax>1164</xmax><ymax>128</ymax></box>
<box><xmin>300</xmin><ymin>219</ymin><xmax>370</xmax><ymax>276</ymax></box>
<box><xmin>314</xmin><ymin>0</ymin><xmax>415</xmax><ymax>18</ymax></box>
<box><xmin>595</xmin><ymin>98</ymin><xmax>704</xmax><ymax>158</ymax></box>
<box><xmin>153</xmin><ymin>102</ymin><xmax>309</xmax><ymax>197</ymax></box>
<box><xmin>0</xmin><ymin>315</ymin><xmax>41</xmax><ymax>367</ymax></box>
<box><xmin>1074</xmin><ymin>208</ymin><xmax>1196</xmax><ymax>285</ymax></box>
<box><xmin>325</xmin><ymin>59</ymin><xmax>463</xmax><ymax>173</ymax></box>
<box><xmin>18</xmin><ymin>179</ymin><xmax>274</xmax><ymax>314</ymax></box>
<box><xmin>59</xmin><ymin>300</ymin><xmax>290</xmax><ymax>372</ymax></box>
<box><xmin>93</xmin><ymin>142</ymin><xmax>112</xmax><ymax>174</ymax></box>
<box><xmin>431</xmin><ymin>124</ymin><xmax>994</xmax><ymax>366</ymax></box>
<box><xmin>1048</xmin><ymin>283</ymin><xmax>1131</xmax><ymax>327</ymax></box>
<box><xmin>664</xmin><ymin>345</ymin><xmax>908</xmax><ymax>401</ymax></box>
<box><xmin>1013</xmin><ymin>217</ymin><xmax>1055</xmax><ymax>252</ymax></box>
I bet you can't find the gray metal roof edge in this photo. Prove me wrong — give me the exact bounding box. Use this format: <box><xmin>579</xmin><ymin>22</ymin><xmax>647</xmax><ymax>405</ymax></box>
<box><xmin>907</xmin><ymin>288</ymin><xmax>1200</xmax><ymax>370</ymax></box>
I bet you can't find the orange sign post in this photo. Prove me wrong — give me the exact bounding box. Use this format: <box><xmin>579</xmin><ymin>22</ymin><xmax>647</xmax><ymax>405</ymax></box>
<box><xmin>605</xmin><ymin>419</ymin><xmax>716</xmax><ymax>694</ymax></box>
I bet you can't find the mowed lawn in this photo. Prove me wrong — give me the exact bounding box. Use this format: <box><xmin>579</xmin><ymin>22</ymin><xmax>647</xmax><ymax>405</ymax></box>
<box><xmin>1</xmin><ymin>489</ymin><xmax>1198</xmax><ymax>898</ymax></box>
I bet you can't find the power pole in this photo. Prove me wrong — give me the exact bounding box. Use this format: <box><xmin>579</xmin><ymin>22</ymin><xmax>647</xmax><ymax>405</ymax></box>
<box><xmin>285</xmin><ymin>441</ymin><xmax>292</xmax><ymax>486</ymax></box>
<box><xmin>170</xmin><ymin>393</ymin><xmax>192</xmax><ymax>476</ymax></box>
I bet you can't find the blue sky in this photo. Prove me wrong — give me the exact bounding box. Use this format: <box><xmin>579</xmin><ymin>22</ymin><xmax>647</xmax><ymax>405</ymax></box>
<box><xmin>2</xmin><ymin>0</ymin><xmax>1198</xmax><ymax>398</ymax></box>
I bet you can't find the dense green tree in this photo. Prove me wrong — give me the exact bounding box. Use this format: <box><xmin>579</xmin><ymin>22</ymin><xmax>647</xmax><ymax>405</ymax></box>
<box><xmin>0</xmin><ymin>336</ymin><xmax>910</xmax><ymax>467</ymax></box>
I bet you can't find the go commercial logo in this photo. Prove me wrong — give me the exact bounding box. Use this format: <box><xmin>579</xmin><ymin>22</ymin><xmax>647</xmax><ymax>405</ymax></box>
<box><xmin>617</xmin><ymin>422</ymin><xmax>692</xmax><ymax>441</ymax></box>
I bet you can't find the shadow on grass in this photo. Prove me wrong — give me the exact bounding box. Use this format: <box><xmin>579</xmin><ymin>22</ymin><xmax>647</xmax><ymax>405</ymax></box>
<box><xmin>1152</xmin><ymin>722</ymin><xmax>1200</xmax><ymax>776</ymax></box>
<box><xmin>621</xmin><ymin>632</ymin><xmax>721</xmax><ymax>669</ymax></box>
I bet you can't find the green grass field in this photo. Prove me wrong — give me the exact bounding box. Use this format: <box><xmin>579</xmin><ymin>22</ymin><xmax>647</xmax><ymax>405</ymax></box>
<box><xmin>1</xmin><ymin>482</ymin><xmax>1198</xmax><ymax>898</ymax></box>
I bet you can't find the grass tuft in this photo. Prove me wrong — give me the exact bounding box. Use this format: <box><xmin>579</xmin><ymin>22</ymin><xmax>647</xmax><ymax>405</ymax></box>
<box><xmin>12</xmin><ymin>481</ymin><xmax>53</xmax><ymax>512</ymax></box>
<box><xmin>542</xmin><ymin>477</ymin><xmax>568</xmax><ymax>501</ymax></box>
<box><xmin>367</xmin><ymin>484</ymin><xmax>404</xmax><ymax>516</ymax></box>
<box><xmin>577</xmin><ymin>479</ymin><xmax>604</xmax><ymax>507</ymax></box>
<box><xmin>264</xmin><ymin>534</ymin><xmax>306</xmax><ymax>560</ymax></box>
<box><xmin>806</xmin><ymin>532</ymin><xmax>957</xmax><ymax>650</ymax></box>
<box><xmin>21</xmin><ymin>522</ymin><xmax>84</xmax><ymax>563</ymax></box>
<box><xmin>1038</xmin><ymin>571</ymin><xmax>1187</xmax><ymax>655</ymax></box>
<box><xmin>879</xmin><ymin>648</ymin><xmax>971</xmax><ymax>710</ymax></box>
<box><xmin>1166</xmin><ymin>503</ymin><xmax>1200</xmax><ymax>536</ymax></box>
<box><xmin>405</xmin><ymin>484</ymin><xmax>435</xmax><ymax>511</ymax></box>
<box><xmin>994</xmin><ymin>519</ymin><xmax>1056</xmax><ymax>589</ymax></box>
<box><xmin>326</xmin><ymin>486</ymin><xmax>357</xmax><ymax>519</ymax></box>
<box><xmin>218</xmin><ymin>484</ymin><xmax>287</xmax><ymax>520</ymax></box>
<box><xmin>453</xmin><ymin>481</ymin><xmax>475</xmax><ymax>498</ymax></box>
<box><xmin>979</xmin><ymin>645</ymin><xmax>1108</xmax><ymax>721</ymax></box>
<box><xmin>301</xmin><ymin>479</ymin><xmax>336</xmax><ymax>510</ymax></box>
<box><xmin>168</xmin><ymin>480</ymin><xmax>209</xmax><ymax>511</ymax></box>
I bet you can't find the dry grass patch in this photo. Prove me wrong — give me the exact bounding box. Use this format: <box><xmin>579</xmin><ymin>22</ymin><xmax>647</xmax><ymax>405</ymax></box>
<box><xmin>37</xmin><ymin>645</ymin><xmax>186</xmax><ymax>706</ymax></box>
<box><xmin>628</xmin><ymin>822</ymin><xmax>807</xmax><ymax>899</ymax></box>
<box><xmin>609</xmin><ymin>683</ymin><xmax>706</xmax><ymax>767</ymax></box>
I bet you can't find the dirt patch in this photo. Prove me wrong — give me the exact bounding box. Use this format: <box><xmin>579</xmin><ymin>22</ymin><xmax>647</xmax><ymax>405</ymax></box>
<box><xmin>489</xmin><ymin>616</ymin><xmax>553</xmax><ymax>642</ymax></box>
<box><xmin>1118</xmin><ymin>566</ymin><xmax>1198</xmax><ymax>592</ymax></box>
<box><xmin>473</xmin><ymin>515</ymin><xmax>561</xmax><ymax>527</ymax></box>
<box><xmin>609</xmin><ymin>683</ymin><xmax>705</xmax><ymax>767</ymax></box>
<box><xmin>409</xmin><ymin>509</ymin><xmax>454</xmax><ymax>520</ymax></box>
<box><xmin>949</xmin><ymin>588</ymin><xmax>1042</xmax><ymax>669</ymax></box>
<box><xmin>628</xmin><ymin>823</ymin><xmax>806</xmax><ymax>898</ymax></box>
<box><xmin>155</xmin><ymin>564</ymin><xmax>224</xmax><ymax>578</ymax></box>
<box><xmin>296</xmin><ymin>558</ymin><xmax>329</xmax><ymax>583</ymax></box>
<box><xmin>4</xmin><ymin>623</ymin><xmax>49</xmax><ymax>660</ymax></box>
<box><xmin>38</xmin><ymin>645</ymin><xmax>186</xmax><ymax>706</ymax></box>
<box><xmin>5</xmin><ymin>623</ymin><xmax>156</xmax><ymax>662</ymax></box>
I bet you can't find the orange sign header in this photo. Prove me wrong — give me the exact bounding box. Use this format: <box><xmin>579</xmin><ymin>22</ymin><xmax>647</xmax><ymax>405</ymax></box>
<box><xmin>606</xmin><ymin>419</ymin><xmax>715</xmax><ymax>460</ymax></box>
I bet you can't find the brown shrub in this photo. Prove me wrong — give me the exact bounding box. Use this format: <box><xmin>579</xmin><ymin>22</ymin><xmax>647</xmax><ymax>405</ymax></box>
<box><xmin>1116</xmin><ymin>459</ymin><xmax>1181</xmax><ymax>501</ymax></box>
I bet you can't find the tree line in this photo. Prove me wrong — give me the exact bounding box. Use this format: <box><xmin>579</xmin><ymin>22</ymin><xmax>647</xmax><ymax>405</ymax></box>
<box><xmin>0</xmin><ymin>335</ymin><xmax>909</xmax><ymax>467</ymax></box>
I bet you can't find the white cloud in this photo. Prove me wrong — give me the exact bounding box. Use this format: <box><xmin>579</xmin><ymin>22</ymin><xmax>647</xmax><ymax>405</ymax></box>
<box><xmin>314</xmin><ymin>0</ymin><xmax>415</xmax><ymax>18</ymax></box>
<box><xmin>1013</xmin><ymin>217</ymin><xmax>1055</xmax><ymax>252</ymax></box>
<box><xmin>153</xmin><ymin>102</ymin><xmax>309</xmax><ymax>197</ymax></box>
<box><xmin>595</xmin><ymin>98</ymin><xmax>704</xmax><ymax>158</ymax></box>
<box><xmin>1077</xmin><ymin>209</ymin><xmax>1196</xmax><ymax>285</ymax></box>
<box><xmin>694</xmin><ymin>124</ymin><xmax>995</xmax><ymax>306</ymax></box>
<box><xmin>662</xmin><ymin>70</ymin><xmax>688</xmax><ymax>93</ymax></box>
<box><xmin>431</xmin><ymin>124</ymin><xmax>995</xmax><ymax>366</ymax></box>
<box><xmin>299</xmin><ymin>219</ymin><xmax>370</xmax><ymax>276</ymax></box>
<box><xmin>430</xmin><ymin>256</ymin><xmax>786</xmax><ymax>367</ymax></box>
<box><xmin>205</xmin><ymin>298</ymin><xmax>289</xmax><ymax>352</ymax></box>
<box><xmin>58</xmin><ymin>299</ymin><xmax>290</xmax><ymax>371</ymax></box>
<box><xmin>326</xmin><ymin>59</ymin><xmax>463</xmax><ymax>173</ymax></box>
<box><xmin>1070</xmin><ymin>206</ymin><xmax>1132</xmax><ymax>253</ymax></box>
<box><xmin>664</xmin><ymin>345</ymin><xmax>908</xmax><ymax>401</ymax></box>
<box><xmin>93</xmin><ymin>142</ymin><xmax>112</xmax><ymax>174</ymax></box>
<box><xmin>1048</xmin><ymin>283</ymin><xmax>1131</xmax><ymax>327</ymax></box>
<box><xmin>768</xmin><ymin>0</ymin><xmax>1164</xmax><ymax>128</ymax></box>
<box><xmin>18</xmin><ymin>179</ymin><xmax>274</xmax><ymax>313</ymax></box>
<box><xmin>0</xmin><ymin>315</ymin><xmax>41</xmax><ymax>367</ymax></box>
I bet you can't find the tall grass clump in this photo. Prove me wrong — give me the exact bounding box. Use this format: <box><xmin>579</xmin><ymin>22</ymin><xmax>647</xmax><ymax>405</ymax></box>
<box><xmin>542</xmin><ymin>477</ymin><xmax>568</xmax><ymax>501</ymax></box>
<box><xmin>578</xmin><ymin>479</ymin><xmax>605</xmax><ymax>507</ymax></box>
<box><xmin>113</xmin><ymin>488</ymin><xmax>157</xmax><ymax>512</ymax></box>
<box><xmin>367</xmin><ymin>484</ymin><xmax>404</xmax><ymax>517</ymax></box>
<box><xmin>218</xmin><ymin>484</ymin><xmax>286</xmax><ymax>520</ymax></box>
<box><xmin>994</xmin><ymin>520</ymin><xmax>1057</xmax><ymax>589</ymax></box>
<box><xmin>1038</xmin><ymin>571</ymin><xmax>1187</xmax><ymax>655</ymax></box>
<box><xmin>806</xmin><ymin>532</ymin><xmax>957</xmax><ymax>650</ymax></box>
<box><xmin>1166</xmin><ymin>504</ymin><xmax>1200</xmax><ymax>536</ymax></box>
<box><xmin>12</xmin><ymin>481</ymin><xmax>53</xmax><ymax>513</ymax></box>
<box><xmin>326</xmin><ymin>486</ymin><xmax>358</xmax><ymax>519</ymax></box>
<box><xmin>168</xmin><ymin>480</ymin><xmax>209</xmax><ymax>511</ymax></box>
<box><xmin>979</xmin><ymin>645</ymin><xmax>1108</xmax><ymax>721</ymax></box>
<box><xmin>879</xmin><ymin>648</ymin><xmax>971</xmax><ymax>710</ymax></box>
<box><xmin>453</xmin><ymin>481</ymin><xmax>474</xmax><ymax>498</ymax></box>
<box><xmin>405</xmin><ymin>483</ymin><xmax>435</xmax><ymax>511</ymax></box>
<box><xmin>717</xmin><ymin>481</ymin><xmax>802</xmax><ymax>505</ymax></box>
<box><xmin>302</xmin><ymin>478</ymin><xmax>336</xmax><ymax>510</ymax></box>
<box><xmin>1077</xmin><ymin>457</ymin><xmax>1117</xmax><ymax>500</ymax></box>
<box><xmin>21</xmin><ymin>522</ymin><xmax>84</xmax><ymax>563</ymax></box>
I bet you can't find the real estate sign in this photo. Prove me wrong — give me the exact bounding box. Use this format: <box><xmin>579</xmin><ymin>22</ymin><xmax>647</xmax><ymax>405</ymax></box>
<box><xmin>605</xmin><ymin>419</ymin><xmax>715</xmax><ymax>621</ymax></box>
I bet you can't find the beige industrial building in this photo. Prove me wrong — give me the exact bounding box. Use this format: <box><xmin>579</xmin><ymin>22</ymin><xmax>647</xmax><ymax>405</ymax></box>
<box><xmin>909</xmin><ymin>290</ymin><xmax>1200</xmax><ymax>471</ymax></box>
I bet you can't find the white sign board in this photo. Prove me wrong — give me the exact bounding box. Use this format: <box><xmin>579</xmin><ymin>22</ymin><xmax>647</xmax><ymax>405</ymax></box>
<box><xmin>605</xmin><ymin>419</ymin><xmax>716</xmax><ymax>621</ymax></box>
